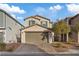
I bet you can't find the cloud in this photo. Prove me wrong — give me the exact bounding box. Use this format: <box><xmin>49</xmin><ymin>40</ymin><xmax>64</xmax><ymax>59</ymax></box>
<box><xmin>34</xmin><ymin>7</ymin><xmax>46</xmax><ymax>15</ymax></box>
<box><xmin>11</xmin><ymin>14</ymin><xmax>24</xmax><ymax>23</ymax></box>
<box><xmin>0</xmin><ymin>3</ymin><xmax>26</xmax><ymax>14</ymax></box>
<box><xmin>11</xmin><ymin>14</ymin><xmax>16</xmax><ymax>19</ymax></box>
<box><xmin>33</xmin><ymin>6</ymin><xmax>60</xmax><ymax>22</ymax></box>
<box><xmin>33</xmin><ymin>5</ymin><xmax>62</xmax><ymax>17</ymax></box>
<box><xmin>17</xmin><ymin>16</ymin><xmax>23</xmax><ymax>20</ymax></box>
<box><xmin>34</xmin><ymin>7</ymin><xmax>46</xmax><ymax>13</ymax></box>
<box><xmin>66</xmin><ymin>4</ymin><xmax>79</xmax><ymax>14</ymax></box>
<box><xmin>11</xmin><ymin>14</ymin><xmax>24</xmax><ymax>20</ymax></box>
<box><xmin>49</xmin><ymin>5</ymin><xmax>62</xmax><ymax>11</ymax></box>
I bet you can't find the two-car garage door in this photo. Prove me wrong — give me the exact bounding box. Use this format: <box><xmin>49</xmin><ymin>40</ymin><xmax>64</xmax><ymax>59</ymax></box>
<box><xmin>25</xmin><ymin>32</ymin><xmax>47</xmax><ymax>44</ymax></box>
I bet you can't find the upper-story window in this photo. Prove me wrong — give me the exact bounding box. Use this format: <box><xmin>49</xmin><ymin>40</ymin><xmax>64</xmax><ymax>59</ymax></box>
<box><xmin>41</xmin><ymin>21</ymin><xmax>47</xmax><ymax>27</ymax></box>
<box><xmin>29</xmin><ymin>20</ymin><xmax>35</xmax><ymax>26</ymax></box>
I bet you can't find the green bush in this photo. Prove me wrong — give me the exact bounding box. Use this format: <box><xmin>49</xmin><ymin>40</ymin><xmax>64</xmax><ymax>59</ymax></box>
<box><xmin>68</xmin><ymin>37</ymin><xmax>75</xmax><ymax>42</ymax></box>
<box><xmin>67</xmin><ymin>42</ymin><xmax>74</xmax><ymax>44</ymax></box>
<box><xmin>66</xmin><ymin>37</ymin><xmax>75</xmax><ymax>45</ymax></box>
<box><xmin>51</xmin><ymin>42</ymin><xmax>62</xmax><ymax>47</ymax></box>
<box><xmin>51</xmin><ymin>42</ymin><xmax>68</xmax><ymax>48</ymax></box>
<box><xmin>0</xmin><ymin>43</ymin><xmax>6</xmax><ymax>51</ymax></box>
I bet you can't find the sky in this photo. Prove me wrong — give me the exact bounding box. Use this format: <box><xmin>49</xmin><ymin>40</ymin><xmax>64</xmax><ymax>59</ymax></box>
<box><xmin>0</xmin><ymin>3</ymin><xmax>79</xmax><ymax>24</ymax></box>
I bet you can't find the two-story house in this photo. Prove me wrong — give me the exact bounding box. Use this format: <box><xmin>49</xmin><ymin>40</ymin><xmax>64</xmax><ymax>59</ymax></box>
<box><xmin>0</xmin><ymin>9</ymin><xmax>24</xmax><ymax>43</ymax></box>
<box><xmin>21</xmin><ymin>15</ymin><xmax>54</xmax><ymax>44</ymax></box>
<box><xmin>65</xmin><ymin>14</ymin><xmax>79</xmax><ymax>43</ymax></box>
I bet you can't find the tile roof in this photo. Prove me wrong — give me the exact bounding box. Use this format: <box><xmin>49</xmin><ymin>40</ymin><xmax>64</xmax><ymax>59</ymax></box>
<box><xmin>21</xmin><ymin>24</ymin><xmax>52</xmax><ymax>32</ymax></box>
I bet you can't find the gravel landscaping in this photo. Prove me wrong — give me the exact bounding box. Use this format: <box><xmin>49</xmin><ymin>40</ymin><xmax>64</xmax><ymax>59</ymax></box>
<box><xmin>0</xmin><ymin>43</ymin><xmax>20</xmax><ymax>52</ymax></box>
<box><xmin>1</xmin><ymin>42</ymin><xmax>79</xmax><ymax>56</ymax></box>
<box><xmin>50</xmin><ymin>42</ymin><xmax>79</xmax><ymax>53</ymax></box>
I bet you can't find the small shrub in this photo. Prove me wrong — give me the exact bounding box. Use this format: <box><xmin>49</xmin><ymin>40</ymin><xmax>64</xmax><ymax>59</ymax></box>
<box><xmin>51</xmin><ymin>42</ymin><xmax>63</xmax><ymax>48</ymax></box>
<box><xmin>54</xmin><ymin>43</ymin><xmax>61</xmax><ymax>47</ymax></box>
<box><xmin>51</xmin><ymin>42</ymin><xmax>70</xmax><ymax>52</ymax></box>
<box><xmin>69</xmin><ymin>38</ymin><xmax>74</xmax><ymax>42</ymax></box>
<box><xmin>6</xmin><ymin>47</ymin><xmax>14</xmax><ymax>52</ymax></box>
<box><xmin>55</xmin><ymin>47</ymin><xmax>68</xmax><ymax>52</ymax></box>
<box><xmin>0</xmin><ymin>43</ymin><xmax>6</xmax><ymax>51</ymax></box>
<box><xmin>66</xmin><ymin>38</ymin><xmax>75</xmax><ymax>45</ymax></box>
<box><xmin>66</xmin><ymin>41</ymin><xmax>75</xmax><ymax>45</ymax></box>
<box><xmin>6</xmin><ymin>43</ymin><xmax>20</xmax><ymax>52</ymax></box>
<box><xmin>67</xmin><ymin>42</ymin><xmax>73</xmax><ymax>44</ymax></box>
<box><xmin>51</xmin><ymin>42</ymin><xmax>68</xmax><ymax>48</ymax></box>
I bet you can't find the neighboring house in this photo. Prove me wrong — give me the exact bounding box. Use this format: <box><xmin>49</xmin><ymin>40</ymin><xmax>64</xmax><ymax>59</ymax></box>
<box><xmin>0</xmin><ymin>9</ymin><xmax>24</xmax><ymax>43</ymax></box>
<box><xmin>21</xmin><ymin>15</ymin><xmax>54</xmax><ymax>44</ymax></box>
<box><xmin>65</xmin><ymin>14</ymin><xmax>79</xmax><ymax>43</ymax></box>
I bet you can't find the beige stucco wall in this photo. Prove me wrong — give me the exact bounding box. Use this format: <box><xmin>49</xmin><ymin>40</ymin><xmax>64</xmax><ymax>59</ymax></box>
<box><xmin>34</xmin><ymin>16</ymin><xmax>50</xmax><ymax>28</ymax></box>
<box><xmin>49</xmin><ymin>22</ymin><xmax>53</xmax><ymax>28</ymax></box>
<box><xmin>24</xmin><ymin>18</ymin><xmax>40</xmax><ymax>27</ymax></box>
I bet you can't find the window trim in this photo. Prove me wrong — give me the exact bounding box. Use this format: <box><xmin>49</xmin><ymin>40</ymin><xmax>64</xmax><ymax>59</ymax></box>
<box><xmin>41</xmin><ymin>21</ymin><xmax>47</xmax><ymax>27</ymax></box>
<box><xmin>29</xmin><ymin>20</ymin><xmax>35</xmax><ymax>26</ymax></box>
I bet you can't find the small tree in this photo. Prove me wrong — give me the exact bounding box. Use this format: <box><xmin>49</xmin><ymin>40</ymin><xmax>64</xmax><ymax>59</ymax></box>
<box><xmin>53</xmin><ymin>20</ymin><xmax>70</xmax><ymax>42</ymax></box>
<box><xmin>53</xmin><ymin>22</ymin><xmax>61</xmax><ymax>41</ymax></box>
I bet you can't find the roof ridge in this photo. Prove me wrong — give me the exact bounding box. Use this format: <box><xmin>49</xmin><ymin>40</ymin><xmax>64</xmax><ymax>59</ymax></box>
<box><xmin>24</xmin><ymin>15</ymin><xmax>51</xmax><ymax>21</ymax></box>
<box><xmin>34</xmin><ymin>15</ymin><xmax>50</xmax><ymax>20</ymax></box>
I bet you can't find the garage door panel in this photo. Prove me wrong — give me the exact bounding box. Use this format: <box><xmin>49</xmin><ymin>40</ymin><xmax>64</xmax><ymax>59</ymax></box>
<box><xmin>25</xmin><ymin>32</ymin><xmax>47</xmax><ymax>44</ymax></box>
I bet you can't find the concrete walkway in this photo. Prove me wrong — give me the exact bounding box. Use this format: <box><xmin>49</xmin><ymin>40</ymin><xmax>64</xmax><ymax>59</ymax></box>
<box><xmin>35</xmin><ymin>43</ymin><xmax>56</xmax><ymax>54</ymax></box>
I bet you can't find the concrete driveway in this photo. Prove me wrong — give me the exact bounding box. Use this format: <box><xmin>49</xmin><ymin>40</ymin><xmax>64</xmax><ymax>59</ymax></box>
<box><xmin>1</xmin><ymin>43</ymin><xmax>79</xmax><ymax>56</ymax></box>
<box><xmin>0</xmin><ymin>44</ymin><xmax>49</xmax><ymax>56</ymax></box>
